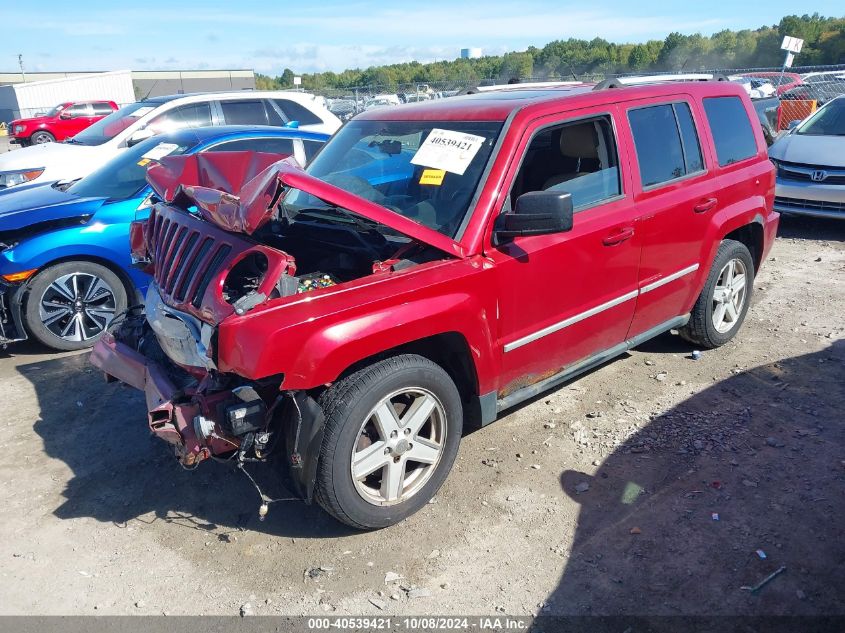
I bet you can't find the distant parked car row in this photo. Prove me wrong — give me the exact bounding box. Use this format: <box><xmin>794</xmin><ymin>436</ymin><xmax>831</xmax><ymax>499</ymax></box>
<box><xmin>0</xmin><ymin>90</ymin><xmax>340</xmax><ymax>189</ymax></box>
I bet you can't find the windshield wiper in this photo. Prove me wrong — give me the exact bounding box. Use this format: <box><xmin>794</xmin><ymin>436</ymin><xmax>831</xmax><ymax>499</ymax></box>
<box><xmin>294</xmin><ymin>205</ymin><xmax>382</xmax><ymax>233</ymax></box>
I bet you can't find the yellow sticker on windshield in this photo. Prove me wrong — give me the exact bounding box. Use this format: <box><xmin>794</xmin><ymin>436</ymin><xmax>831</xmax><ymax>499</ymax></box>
<box><xmin>137</xmin><ymin>158</ymin><xmax>151</xmax><ymax>167</ymax></box>
<box><xmin>419</xmin><ymin>169</ymin><xmax>446</xmax><ymax>186</ymax></box>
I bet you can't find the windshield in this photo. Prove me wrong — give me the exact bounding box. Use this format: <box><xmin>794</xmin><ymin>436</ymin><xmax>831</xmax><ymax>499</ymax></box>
<box><xmin>67</xmin><ymin>102</ymin><xmax>156</xmax><ymax>146</ymax></box>
<box><xmin>67</xmin><ymin>135</ymin><xmax>196</xmax><ymax>200</ymax></box>
<box><xmin>797</xmin><ymin>98</ymin><xmax>845</xmax><ymax>136</ymax></box>
<box><xmin>43</xmin><ymin>104</ymin><xmax>65</xmax><ymax>117</ymax></box>
<box><xmin>283</xmin><ymin>119</ymin><xmax>502</xmax><ymax>238</ymax></box>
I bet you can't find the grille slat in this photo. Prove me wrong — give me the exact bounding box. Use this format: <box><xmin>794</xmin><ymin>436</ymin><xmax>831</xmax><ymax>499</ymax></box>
<box><xmin>174</xmin><ymin>237</ymin><xmax>213</xmax><ymax>302</ymax></box>
<box><xmin>183</xmin><ymin>240</ymin><xmax>221</xmax><ymax>301</ymax></box>
<box><xmin>165</xmin><ymin>230</ymin><xmax>197</xmax><ymax>294</ymax></box>
<box><xmin>774</xmin><ymin>196</ymin><xmax>845</xmax><ymax>213</ymax></box>
<box><xmin>160</xmin><ymin>226</ymin><xmax>187</xmax><ymax>286</ymax></box>
<box><xmin>192</xmin><ymin>245</ymin><xmax>232</xmax><ymax>308</ymax></box>
<box><xmin>158</xmin><ymin>222</ymin><xmax>180</xmax><ymax>274</ymax></box>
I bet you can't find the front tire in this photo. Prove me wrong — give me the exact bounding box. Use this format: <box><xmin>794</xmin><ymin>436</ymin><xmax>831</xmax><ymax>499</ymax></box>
<box><xmin>30</xmin><ymin>131</ymin><xmax>55</xmax><ymax>144</ymax></box>
<box><xmin>680</xmin><ymin>239</ymin><xmax>754</xmax><ymax>349</ymax></box>
<box><xmin>315</xmin><ymin>355</ymin><xmax>463</xmax><ymax>530</ymax></box>
<box><xmin>24</xmin><ymin>261</ymin><xmax>127</xmax><ymax>351</ymax></box>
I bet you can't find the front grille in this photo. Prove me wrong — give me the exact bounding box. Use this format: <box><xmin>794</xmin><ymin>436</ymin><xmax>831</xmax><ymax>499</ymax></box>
<box><xmin>774</xmin><ymin>196</ymin><xmax>845</xmax><ymax>214</ymax></box>
<box><xmin>147</xmin><ymin>205</ymin><xmax>240</xmax><ymax>312</ymax></box>
<box><xmin>778</xmin><ymin>161</ymin><xmax>845</xmax><ymax>185</ymax></box>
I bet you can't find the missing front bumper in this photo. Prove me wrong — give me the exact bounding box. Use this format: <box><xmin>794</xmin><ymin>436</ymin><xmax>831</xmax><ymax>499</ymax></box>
<box><xmin>91</xmin><ymin>331</ymin><xmax>238</xmax><ymax>465</ymax></box>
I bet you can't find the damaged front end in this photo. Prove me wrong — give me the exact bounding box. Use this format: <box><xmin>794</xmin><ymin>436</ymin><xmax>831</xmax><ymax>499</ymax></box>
<box><xmin>92</xmin><ymin>151</ymin><xmax>458</xmax><ymax>505</ymax></box>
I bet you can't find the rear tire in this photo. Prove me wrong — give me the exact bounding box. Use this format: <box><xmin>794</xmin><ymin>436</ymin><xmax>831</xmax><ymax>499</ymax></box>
<box><xmin>24</xmin><ymin>261</ymin><xmax>127</xmax><ymax>351</ymax></box>
<box><xmin>314</xmin><ymin>354</ymin><xmax>463</xmax><ymax>530</ymax></box>
<box><xmin>680</xmin><ymin>239</ymin><xmax>754</xmax><ymax>349</ymax></box>
<box><xmin>30</xmin><ymin>131</ymin><xmax>55</xmax><ymax>144</ymax></box>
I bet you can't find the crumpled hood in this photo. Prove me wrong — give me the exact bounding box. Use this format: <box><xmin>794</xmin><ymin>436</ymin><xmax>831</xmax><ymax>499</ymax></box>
<box><xmin>0</xmin><ymin>184</ymin><xmax>105</xmax><ymax>232</ymax></box>
<box><xmin>147</xmin><ymin>152</ymin><xmax>465</xmax><ymax>258</ymax></box>
<box><xmin>0</xmin><ymin>141</ymin><xmax>101</xmax><ymax>173</ymax></box>
<box><xmin>769</xmin><ymin>133</ymin><xmax>845</xmax><ymax>168</ymax></box>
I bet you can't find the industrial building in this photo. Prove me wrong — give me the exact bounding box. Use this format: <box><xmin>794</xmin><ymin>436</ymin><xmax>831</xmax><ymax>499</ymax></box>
<box><xmin>0</xmin><ymin>69</ymin><xmax>256</xmax><ymax>121</ymax></box>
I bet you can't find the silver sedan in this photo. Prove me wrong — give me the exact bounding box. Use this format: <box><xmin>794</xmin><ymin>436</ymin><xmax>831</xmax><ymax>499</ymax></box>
<box><xmin>769</xmin><ymin>96</ymin><xmax>845</xmax><ymax>220</ymax></box>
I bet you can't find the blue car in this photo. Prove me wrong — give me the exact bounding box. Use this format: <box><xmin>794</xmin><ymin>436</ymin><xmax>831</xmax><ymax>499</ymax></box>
<box><xmin>0</xmin><ymin>126</ymin><xmax>328</xmax><ymax>350</ymax></box>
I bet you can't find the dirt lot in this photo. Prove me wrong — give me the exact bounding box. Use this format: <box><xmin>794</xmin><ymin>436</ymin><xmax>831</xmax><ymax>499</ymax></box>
<box><xmin>0</xmin><ymin>216</ymin><xmax>842</xmax><ymax>617</ymax></box>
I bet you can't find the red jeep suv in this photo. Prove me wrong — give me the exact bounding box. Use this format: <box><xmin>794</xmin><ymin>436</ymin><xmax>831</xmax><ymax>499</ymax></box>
<box><xmin>9</xmin><ymin>100</ymin><xmax>118</xmax><ymax>145</ymax></box>
<box><xmin>92</xmin><ymin>79</ymin><xmax>778</xmax><ymax>529</ymax></box>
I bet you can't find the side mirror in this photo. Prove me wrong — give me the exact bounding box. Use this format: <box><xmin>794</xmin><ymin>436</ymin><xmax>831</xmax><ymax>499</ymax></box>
<box><xmin>60</xmin><ymin>111</ymin><xmax>73</xmax><ymax>120</ymax></box>
<box><xmin>787</xmin><ymin>119</ymin><xmax>801</xmax><ymax>131</ymax></box>
<box><xmin>496</xmin><ymin>191</ymin><xmax>574</xmax><ymax>239</ymax></box>
<box><xmin>126</xmin><ymin>128</ymin><xmax>155</xmax><ymax>147</ymax></box>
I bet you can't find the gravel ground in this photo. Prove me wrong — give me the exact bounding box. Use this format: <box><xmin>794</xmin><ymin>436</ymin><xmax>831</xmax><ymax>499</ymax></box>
<box><xmin>0</xmin><ymin>216</ymin><xmax>843</xmax><ymax>617</ymax></box>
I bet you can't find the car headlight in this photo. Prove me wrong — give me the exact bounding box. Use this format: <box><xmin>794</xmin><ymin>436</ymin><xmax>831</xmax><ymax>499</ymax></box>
<box><xmin>13</xmin><ymin>125</ymin><xmax>25</xmax><ymax>134</ymax></box>
<box><xmin>0</xmin><ymin>168</ymin><xmax>45</xmax><ymax>188</ymax></box>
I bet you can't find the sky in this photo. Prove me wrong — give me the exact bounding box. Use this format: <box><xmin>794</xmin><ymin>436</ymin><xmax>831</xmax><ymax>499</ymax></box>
<box><xmin>2</xmin><ymin>0</ymin><xmax>842</xmax><ymax>75</ymax></box>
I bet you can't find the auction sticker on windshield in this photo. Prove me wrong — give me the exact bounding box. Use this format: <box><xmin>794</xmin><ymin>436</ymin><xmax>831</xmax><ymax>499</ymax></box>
<box><xmin>141</xmin><ymin>143</ymin><xmax>180</xmax><ymax>162</ymax></box>
<box><xmin>129</xmin><ymin>106</ymin><xmax>155</xmax><ymax>118</ymax></box>
<box><xmin>411</xmin><ymin>129</ymin><xmax>485</xmax><ymax>175</ymax></box>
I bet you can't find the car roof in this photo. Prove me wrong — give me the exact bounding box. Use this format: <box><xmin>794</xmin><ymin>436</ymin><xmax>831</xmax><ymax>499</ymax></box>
<box><xmin>142</xmin><ymin>90</ymin><xmax>322</xmax><ymax>104</ymax></box>
<box><xmin>354</xmin><ymin>81</ymin><xmax>748</xmax><ymax>122</ymax></box>
<box><xmin>150</xmin><ymin>125</ymin><xmax>330</xmax><ymax>145</ymax></box>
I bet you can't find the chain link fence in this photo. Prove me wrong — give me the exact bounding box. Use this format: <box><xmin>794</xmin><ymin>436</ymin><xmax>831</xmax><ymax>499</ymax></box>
<box><xmin>313</xmin><ymin>64</ymin><xmax>845</xmax><ymax>122</ymax></box>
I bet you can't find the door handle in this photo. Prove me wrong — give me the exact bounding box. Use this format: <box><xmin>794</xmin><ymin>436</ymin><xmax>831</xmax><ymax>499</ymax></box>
<box><xmin>602</xmin><ymin>226</ymin><xmax>635</xmax><ymax>246</ymax></box>
<box><xmin>694</xmin><ymin>197</ymin><xmax>718</xmax><ymax>213</ymax></box>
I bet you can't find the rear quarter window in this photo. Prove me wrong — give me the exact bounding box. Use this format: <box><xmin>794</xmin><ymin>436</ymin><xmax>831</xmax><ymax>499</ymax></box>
<box><xmin>703</xmin><ymin>96</ymin><xmax>758</xmax><ymax>166</ymax></box>
<box><xmin>274</xmin><ymin>99</ymin><xmax>323</xmax><ymax>126</ymax></box>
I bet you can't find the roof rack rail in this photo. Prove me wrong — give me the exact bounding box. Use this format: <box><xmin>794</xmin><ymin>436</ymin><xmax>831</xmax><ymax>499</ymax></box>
<box><xmin>593</xmin><ymin>73</ymin><xmax>729</xmax><ymax>91</ymax></box>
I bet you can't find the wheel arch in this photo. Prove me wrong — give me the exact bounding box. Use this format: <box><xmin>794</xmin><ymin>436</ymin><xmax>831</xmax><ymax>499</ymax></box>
<box><xmin>722</xmin><ymin>219</ymin><xmax>764</xmax><ymax>275</ymax></box>
<box><xmin>323</xmin><ymin>332</ymin><xmax>483</xmax><ymax>426</ymax></box>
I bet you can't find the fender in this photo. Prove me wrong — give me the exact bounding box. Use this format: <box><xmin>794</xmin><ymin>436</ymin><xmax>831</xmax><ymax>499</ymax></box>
<box><xmin>216</xmin><ymin>257</ymin><xmax>499</xmax><ymax>393</ymax></box>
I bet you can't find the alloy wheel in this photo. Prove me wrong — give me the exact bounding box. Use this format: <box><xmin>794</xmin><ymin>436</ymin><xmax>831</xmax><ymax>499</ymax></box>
<box><xmin>711</xmin><ymin>258</ymin><xmax>747</xmax><ymax>334</ymax></box>
<box><xmin>350</xmin><ymin>387</ymin><xmax>447</xmax><ymax>506</ymax></box>
<box><xmin>38</xmin><ymin>272</ymin><xmax>117</xmax><ymax>342</ymax></box>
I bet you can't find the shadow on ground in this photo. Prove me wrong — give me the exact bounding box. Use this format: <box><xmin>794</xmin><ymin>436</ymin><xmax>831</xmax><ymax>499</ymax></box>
<box><xmin>550</xmin><ymin>340</ymin><xmax>845</xmax><ymax>617</ymax></box>
<box><xmin>21</xmin><ymin>352</ymin><xmax>352</xmax><ymax>539</ymax></box>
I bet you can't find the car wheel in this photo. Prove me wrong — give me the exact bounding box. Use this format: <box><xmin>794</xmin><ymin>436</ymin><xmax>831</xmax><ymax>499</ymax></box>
<box><xmin>24</xmin><ymin>261</ymin><xmax>127</xmax><ymax>351</ymax></box>
<box><xmin>31</xmin><ymin>131</ymin><xmax>55</xmax><ymax>144</ymax></box>
<box><xmin>314</xmin><ymin>354</ymin><xmax>463</xmax><ymax>530</ymax></box>
<box><xmin>680</xmin><ymin>239</ymin><xmax>754</xmax><ymax>349</ymax></box>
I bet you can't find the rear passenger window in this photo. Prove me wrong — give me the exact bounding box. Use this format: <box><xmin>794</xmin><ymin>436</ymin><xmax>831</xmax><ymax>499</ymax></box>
<box><xmin>91</xmin><ymin>103</ymin><xmax>115</xmax><ymax>115</ymax></box>
<box><xmin>703</xmin><ymin>96</ymin><xmax>758</xmax><ymax>166</ymax></box>
<box><xmin>628</xmin><ymin>102</ymin><xmax>704</xmax><ymax>188</ymax></box>
<box><xmin>221</xmin><ymin>100</ymin><xmax>268</xmax><ymax>125</ymax></box>
<box><xmin>207</xmin><ymin>137</ymin><xmax>294</xmax><ymax>156</ymax></box>
<box><xmin>273</xmin><ymin>99</ymin><xmax>323</xmax><ymax>126</ymax></box>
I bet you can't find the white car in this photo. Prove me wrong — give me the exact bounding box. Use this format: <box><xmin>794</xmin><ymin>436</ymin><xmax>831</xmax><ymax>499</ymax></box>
<box><xmin>729</xmin><ymin>75</ymin><xmax>777</xmax><ymax>99</ymax></box>
<box><xmin>0</xmin><ymin>91</ymin><xmax>341</xmax><ymax>189</ymax></box>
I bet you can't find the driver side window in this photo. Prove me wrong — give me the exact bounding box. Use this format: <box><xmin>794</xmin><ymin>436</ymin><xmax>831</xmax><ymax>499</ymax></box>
<box><xmin>509</xmin><ymin>116</ymin><xmax>621</xmax><ymax>211</ymax></box>
<box><xmin>146</xmin><ymin>103</ymin><xmax>213</xmax><ymax>135</ymax></box>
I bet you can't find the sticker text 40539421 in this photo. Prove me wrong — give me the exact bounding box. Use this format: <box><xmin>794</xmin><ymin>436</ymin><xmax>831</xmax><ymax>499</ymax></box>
<box><xmin>410</xmin><ymin>128</ymin><xmax>486</xmax><ymax>176</ymax></box>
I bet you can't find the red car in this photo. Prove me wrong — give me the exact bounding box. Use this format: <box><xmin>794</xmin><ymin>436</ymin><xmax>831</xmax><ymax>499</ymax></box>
<box><xmin>9</xmin><ymin>100</ymin><xmax>118</xmax><ymax>145</ymax></box>
<box><xmin>742</xmin><ymin>71</ymin><xmax>803</xmax><ymax>96</ymax></box>
<box><xmin>93</xmin><ymin>80</ymin><xmax>777</xmax><ymax>529</ymax></box>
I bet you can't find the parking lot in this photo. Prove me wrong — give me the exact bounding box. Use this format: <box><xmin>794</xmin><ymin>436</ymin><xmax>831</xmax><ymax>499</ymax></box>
<box><xmin>1</xmin><ymin>216</ymin><xmax>842</xmax><ymax>616</ymax></box>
